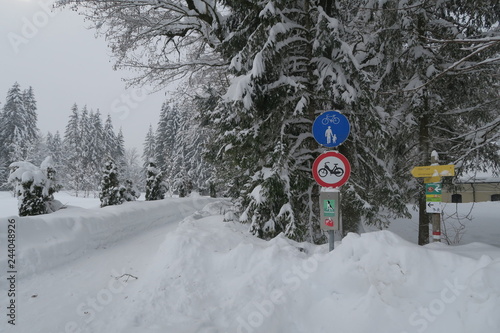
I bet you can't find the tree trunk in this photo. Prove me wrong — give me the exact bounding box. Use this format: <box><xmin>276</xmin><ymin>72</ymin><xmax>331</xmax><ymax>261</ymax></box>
<box><xmin>418</xmin><ymin>98</ymin><xmax>430</xmax><ymax>245</ymax></box>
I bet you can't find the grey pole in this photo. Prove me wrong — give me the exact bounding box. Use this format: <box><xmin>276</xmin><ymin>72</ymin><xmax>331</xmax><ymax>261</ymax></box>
<box><xmin>328</xmin><ymin>230</ymin><xmax>335</xmax><ymax>251</ymax></box>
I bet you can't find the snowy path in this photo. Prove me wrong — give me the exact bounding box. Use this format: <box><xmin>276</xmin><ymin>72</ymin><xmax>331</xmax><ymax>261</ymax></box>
<box><xmin>15</xmin><ymin>222</ymin><xmax>175</xmax><ymax>333</ymax></box>
<box><xmin>1</xmin><ymin>196</ymin><xmax>220</xmax><ymax>333</ymax></box>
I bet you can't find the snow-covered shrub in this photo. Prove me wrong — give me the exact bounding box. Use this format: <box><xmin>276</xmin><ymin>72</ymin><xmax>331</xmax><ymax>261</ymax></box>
<box><xmin>145</xmin><ymin>160</ymin><xmax>166</xmax><ymax>201</ymax></box>
<box><xmin>8</xmin><ymin>157</ymin><xmax>63</xmax><ymax>216</ymax></box>
<box><xmin>99</xmin><ymin>160</ymin><xmax>122</xmax><ymax>207</ymax></box>
<box><xmin>120</xmin><ymin>179</ymin><xmax>140</xmax><ymax>202</ymax></box>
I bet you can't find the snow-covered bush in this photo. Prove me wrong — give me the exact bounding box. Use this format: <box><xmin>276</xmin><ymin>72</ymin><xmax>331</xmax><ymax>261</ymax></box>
<box><xmin>120</xmin><ymin>179</ymin><xmax>140</xmax><ymax>202</ymax></box>
<box><xmin>100</xmin><ymin>159</ymin><xmax>141</xmax><ymax>207</ymax></box>
<box><xmin>99</xmin><ymin>160</ymin><xmax>122</xmax><ymax>207</ymax></box>
<box><xmin>145</xmin><ymin>160</ymin><xmax>166</xmax><ymax>201</ymax></box>
<box><xmin>8</xmin><ymin>157</ymin><xmax>63</xmax><ymax>216</ymax></box>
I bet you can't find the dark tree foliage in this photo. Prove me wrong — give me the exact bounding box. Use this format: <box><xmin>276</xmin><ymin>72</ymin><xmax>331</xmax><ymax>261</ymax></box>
<box><xmin>145</xmin><ymin>160</ymin><xmax>166</xmax><ymax>201</ymax></box>
<box><xmin>100</xmin><ymin>160</ymin><xmax>122</xmax><ymax>207</ymax></box>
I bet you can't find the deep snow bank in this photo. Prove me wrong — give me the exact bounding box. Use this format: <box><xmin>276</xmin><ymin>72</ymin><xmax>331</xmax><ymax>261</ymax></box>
<box><xmin>365</xmin><ymin>201</ymin><xmax>500</xmax><ymax>247</ymax></box>
<box><xmin>0</xmin><ymin>196</ymin><xmax>215</xmax><ymax>278</ymax></box>
<box><xmin>96</xmin><ymin>209</ymin><xmax>500</xmax><ymax>333</ymax></box>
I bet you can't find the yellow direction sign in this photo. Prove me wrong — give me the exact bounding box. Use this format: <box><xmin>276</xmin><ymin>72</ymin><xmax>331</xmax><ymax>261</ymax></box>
<box><xmin>411</xmin><ymin>165</ymin><xmax>455</xmax><ymax>178</ymax></box>
<box><xmin>424</xmin><ymin>176</ymin><xmax>441</xmax><ymax>183</ymax></box>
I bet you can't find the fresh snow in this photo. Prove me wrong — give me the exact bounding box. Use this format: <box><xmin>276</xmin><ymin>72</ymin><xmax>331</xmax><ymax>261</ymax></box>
<box><xmin>1</xmin><ymin>193</ymin><xmax>499</xmax><ymax>332</ymax></box>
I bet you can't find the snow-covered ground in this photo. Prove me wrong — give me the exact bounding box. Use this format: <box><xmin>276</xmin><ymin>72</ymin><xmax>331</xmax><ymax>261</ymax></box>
<box><xmin>1</xmin><ymin>192</ymin><xmax>499</xmax><ymax>332</ymax></box>
<box><xmin>364</xmin><ymin>202</ymin><xmax>500</xmax><ymax>247</ymax></box>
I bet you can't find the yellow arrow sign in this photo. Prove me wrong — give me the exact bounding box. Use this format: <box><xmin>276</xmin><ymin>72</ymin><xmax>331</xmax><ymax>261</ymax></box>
<box><xmin>411</xmin><ymin>165</ymin><xmax>455</xmax><ymax>178</ymax></box>
<box><xmin>424</xmin><ymin>176</ymin><xmax>442</xmax><ymax>183</ymax></box>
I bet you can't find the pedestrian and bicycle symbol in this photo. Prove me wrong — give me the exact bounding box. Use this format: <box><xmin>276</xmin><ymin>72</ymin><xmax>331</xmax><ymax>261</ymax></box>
<box><xmin>312</xmin><ymin>111</ymin><xmax>350</xmax><ymax>148</ymax></box>
<box><xmin>312</xmin><ymin>151</ymin><xmax>351</xmax><ymax>188</ymax></box>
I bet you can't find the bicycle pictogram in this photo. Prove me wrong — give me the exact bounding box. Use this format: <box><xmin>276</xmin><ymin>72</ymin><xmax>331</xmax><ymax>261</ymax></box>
<box><xmin>318</xmin><ymin>162</ymin><xmax>344</xmax><ymax>178</ymax></box>
<box><xmin>321</xmin><ymin>113</ymin><xmax>340</xmax><ymax>125</ymax></box>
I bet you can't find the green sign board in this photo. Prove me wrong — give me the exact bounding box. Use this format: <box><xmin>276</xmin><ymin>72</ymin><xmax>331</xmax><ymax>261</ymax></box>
<box><xmin>323</xmin><ymin>199</ymin><xmax>336</xmax><ymax>217</ymax></box>
<box><xmin>426</xmin><ymin>195</ymin><xmax>442</xmax><ymax>202</ymax></box>
<box><xmin>425</xmin><ymin>183</ymin><xmax>442</xmax><ymax>195</ymax></box>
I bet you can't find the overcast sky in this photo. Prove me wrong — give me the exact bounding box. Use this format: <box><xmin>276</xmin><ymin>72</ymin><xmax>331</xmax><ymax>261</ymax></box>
<box><xmin>0</xmin><ymin>0</ymin><xmax>169</xmax><ymax>153</ymax></box>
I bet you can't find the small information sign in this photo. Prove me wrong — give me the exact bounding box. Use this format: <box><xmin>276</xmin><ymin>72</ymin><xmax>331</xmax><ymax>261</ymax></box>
<box><xmin>319</xmin><ymin>191</ymin><xmax>340</xmax><ymax>231</ymax></box>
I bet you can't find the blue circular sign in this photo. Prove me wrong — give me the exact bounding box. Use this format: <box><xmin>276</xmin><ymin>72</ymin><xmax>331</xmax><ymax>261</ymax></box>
<box><xmin>312</xmin><ymin>111</ymin><xmax>350</xmax><ymax>148</ymax></box>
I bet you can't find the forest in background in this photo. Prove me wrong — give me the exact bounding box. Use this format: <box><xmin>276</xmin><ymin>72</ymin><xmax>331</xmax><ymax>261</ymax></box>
<box><xmin>2</xmin><ymin>0</ymin><xmax>499</xmax><ymax>245</ymax></box>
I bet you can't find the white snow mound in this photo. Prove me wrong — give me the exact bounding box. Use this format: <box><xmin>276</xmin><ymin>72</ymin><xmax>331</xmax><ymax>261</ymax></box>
<box><xmin>100</xmin><ymin>215</ymin><xmax>500</xmax><ymax>333</ymax></box>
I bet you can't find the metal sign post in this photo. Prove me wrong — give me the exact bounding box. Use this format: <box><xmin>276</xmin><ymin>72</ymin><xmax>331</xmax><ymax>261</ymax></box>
<box><xmin>312</xmin><ymin>111</ymin><xmax>351</xmax><ymax>251</ymax></box>
<box><xmin>319</xmin><ymin>189</ymin><xmax>341</xmax><ymax>251</ymax></box>
<box><xmin>426</xmin><ymin>181</ymin><xmax>443</xmax><ymax>241</ymax></box>
<box><xmin>411</xmin><ymin>155</ymin><xmax>454</xmax><ymax>243</ymax></box>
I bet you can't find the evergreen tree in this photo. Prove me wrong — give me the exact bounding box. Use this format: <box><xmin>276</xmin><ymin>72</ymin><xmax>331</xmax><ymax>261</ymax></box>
<box><xmin>360</xmin><ymin>0</ymin><xmax>500</xmax><ymax>244</ymax></box>
<box><xmin>63</xmin><ymin>104</ymin><xmax>83</xmax><ymax>195</ymax></box>
<box><xmin>99</xmin><ymin>159</ymin><xmax>122</xmax><ymax>207</ymax></box>
<box><xmin>142</xmin><ymin>124</ymin><xmax>156</xmax><ymax>168</ymax></box>
<box><xmin>154</xmin><ymin>102</ymin><xmax>180</xmax><ymax>177</ymax></box>
<box><xmin>40</xmin><ymin>156</ymin><xmax>64</xmax><ymax>212</ymax></box>
<box><xmin>8</xmin><ymin>157</ymin><xmax>62</xmax><ymax>216</ymax></box>
<box><xmin>86</xmin><ymin>110</ymin><xmax>105</xmax><ymax>191</ymax></box>
<box><xmin>145</xmin><ymin>160</ymin><xmax>166</xmax><ymax>201</ymax></box>
<box><xmin>79</xmin><ymin>106</ymin><xmax>93</xmax><ymax>194</ymax></box>
<box><xmin>115</xmin><ymin>128</ymin><xmax>126</xmax><ymax>167</ymax></box>
<box><xmin>0</xmin><ymin>83</ymin><xmax>40</xmax><ymax>186</ymax></box>
<box><xmin>171</xmin><ymin>98</ymin><xmax>212</xmax><ymax>195</ymax></box>
<box><xmin>103</xmin><ymin>114</ymin><xmax>118</xmax><ymax>159</ymax></box>
<box><xmin>119</xmin><ymin>179</ymin><xmax>140</xmax><ymax>202</ymax></box>
<box><xmin>46</xmin><ymin>131</ymin><xmax>64</xmax><ymax>168</ymax></box>
<box><xmin>16</xmin><ymin>175</ymin><xmax>46</xmax><ymax>216</ymax></box>
<box><xmin>22</xmin><ymin>86</ymin><xmax>39</xmax><ymax>144</ymax></box>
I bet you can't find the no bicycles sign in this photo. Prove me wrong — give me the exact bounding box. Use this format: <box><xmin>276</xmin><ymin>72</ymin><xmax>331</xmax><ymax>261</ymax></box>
<box><xmin>312</xmin><ymin>151</ymin><xmax>351</xmax><ymax>188</ymax></box>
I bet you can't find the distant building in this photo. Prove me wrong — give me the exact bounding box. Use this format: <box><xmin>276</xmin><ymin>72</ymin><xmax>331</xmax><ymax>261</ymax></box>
<box><xmin>442</xmin><ymin>177</ymin><xmax>500</xmax><ymax>203</ymax></box>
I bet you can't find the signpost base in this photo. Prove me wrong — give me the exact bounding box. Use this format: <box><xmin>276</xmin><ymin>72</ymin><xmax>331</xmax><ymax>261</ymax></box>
<box><xmin>328</xmin><ymin>230</ymin><xmax>335</xmax><ymax>251</ymax></box>
<box><xmin>431</xmin><ymin>213</ymin><xmax>441</xmax><ymax>242</ymax></box>
<box><xmin>319</xmin><ymin>188</ymin><xmax>341</xmax><ymax>252</ymax></box>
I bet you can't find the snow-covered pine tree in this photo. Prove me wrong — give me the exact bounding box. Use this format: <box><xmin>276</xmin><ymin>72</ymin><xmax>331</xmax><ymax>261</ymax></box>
<box><xmin>46</xmin><ymin>131</ymin><xmax>64</xmax><ymax>169</ymax></box>
<box><xmin>161</xmin><ymin>97</ymin><xmax>210</xmax><ymax>196</ymax></box>
<box><xmin>86</xmin><ymin>110</ymin><xmax>106</xmax><ymax>192</ymax></box>
<box><xmin>142</xmin><ymin>124</ymin><xmax>156</xmax><ymax>168</ymax></box>
<box><xmin>22</xmin><ymin>86</ymin><xmax>39</xmax><ymax>148</ymax></box>
<box><xmin>40</xmin><ymin>156</ymin><xmax>63</xmax><ymax>212</ymax></box>
<box><xmin>8</xmin><ymin>157</ymin><xmax>63</xmax><ymax>216</ymax></box>
<box><xmin>154</xmin><ymin>102</ymin><xmax>180</xmax><ymax>180</ymax></box>
<box><xmin>103</xmin><ymin>114</ymin><xmax>118</xmax><ymax>159</ymax></box>
<box><xmin>194</xmin><ymin>84</ymin><xmax>227</xmax><ymax>198</ymax></box>
<box><xmin>360</xmin><ymin>0</ymin><xmax>500</xmax><ymax>244</ymax></box>
<box><xmin>119</xmin><ymin>179</ymin><xmax>140</xmax><ymax>202</ymax></box>
<box><xmin>145</xmin><ymin>160</ymin><xmax>166</xmax><ymax>201</ymax></box>
<box><xmin>99</xmin><ymin>159</ymin><xmax>122</xmax><ymax>207</ymax></box>
<box><xmin>0</xmin><ymin>83</ymin><xmax>40</xmax><ymax>185</ymax></box>
<box><xmin>63</xmin><ymin>104</ymin><xmax>83</xmax><ymax>195</ymax></box>
<box><xmin>79</xmin><ymin>106</ymin><xmax>93</xmax><ymax>194</ymax></box>
<box><xmin>115</xmin><ymin>128</ymin><xmax>126</xmax><ymax>168</ymax></box>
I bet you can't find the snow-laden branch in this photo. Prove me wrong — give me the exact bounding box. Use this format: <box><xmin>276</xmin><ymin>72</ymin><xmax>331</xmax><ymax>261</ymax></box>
<box><xmin>403</xmin><ymin>41</ymin><xmax>499</xmax><ymax>92</ymax></box>
<box><xmin>56</xmin><ymin>0</ymin><xmax>228</xmax><ymax>88</ymax></box>
<box><xmin>424</xmin><ymin>37</ymin><xmax>500</xmax><ymax>44</ymax></box>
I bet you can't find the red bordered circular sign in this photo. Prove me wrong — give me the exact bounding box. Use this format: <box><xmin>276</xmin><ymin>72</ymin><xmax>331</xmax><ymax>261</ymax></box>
<box><xmin>312</xmin><ymin>152</ymin><xmax>351</xmax><ymax>188</ymax></box>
